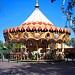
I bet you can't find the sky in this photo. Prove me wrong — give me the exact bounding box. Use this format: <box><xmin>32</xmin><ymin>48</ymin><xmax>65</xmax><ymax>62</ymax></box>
<box><xmin>0</xmin><ymin>0</ymin><xmax>75</xmax><ymax>43</ymax></box>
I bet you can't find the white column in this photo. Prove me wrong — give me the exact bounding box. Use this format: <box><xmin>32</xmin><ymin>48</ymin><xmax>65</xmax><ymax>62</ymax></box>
<box><xmin>61</xmin><ymin>43</ymin><xmax>65</xmax><ymax>59</ymax></box>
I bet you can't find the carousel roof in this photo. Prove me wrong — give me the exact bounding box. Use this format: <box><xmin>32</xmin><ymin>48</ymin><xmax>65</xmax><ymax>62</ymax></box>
<box><xmin>3</xmin><ymin>0</ymin><xmax>71</xmax><ymax>34</ymax></box>
<box><xmin>22</xmin><ymin>8</ymin><xmax>53</xmax><ymax>25</ymax></box>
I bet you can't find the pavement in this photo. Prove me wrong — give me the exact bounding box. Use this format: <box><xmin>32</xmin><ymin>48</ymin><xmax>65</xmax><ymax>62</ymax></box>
<box><xmin>0</xmin><ymin>61</ymin><xmax>75</xmax><ymax>75</ymax></box>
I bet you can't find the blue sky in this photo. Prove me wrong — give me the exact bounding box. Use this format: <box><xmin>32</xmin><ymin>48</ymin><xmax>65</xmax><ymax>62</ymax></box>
<box><xmin>0</xmin><ymin>0</ymin><xmax>75</xmax><ymax>43</ymax></box>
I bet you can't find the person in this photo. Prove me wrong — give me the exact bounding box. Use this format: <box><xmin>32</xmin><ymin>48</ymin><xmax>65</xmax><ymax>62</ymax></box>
<box><xmin>28</xmin><ymin>51</ymin><xmax>32</xmax><ymax>59</ymax></box>
<box><xmin>1</xmin><ymin>53</ymin><xmax>5</xmax><ymax>60</ymax></box>
<box><xmin>37</xmin><ymin>53</ymin><xmax>40</xmax><ymax>60</ymax></box>
<box><xmin>58</xmin><ymin>54</ymin><xmax>62</xmax><ymax>64</ymax></box>
<box><xmin>43</xmin><ymin>52</ymin><xmax>45</xmax><ymax>59</ymax></box>
<box><xmin>10</xmin><ymin>50</ymin><xmax>14</xmax><ymax>55</ymax></box>
<box><xmin>22</xmin><ymin>47</ymin><xmax>28</xmax><ymax>59</ymax></box>
<box><xmin>10</xmin><ymin>50</ymin><xmax>14</xmax><ymax>59</ymax></box>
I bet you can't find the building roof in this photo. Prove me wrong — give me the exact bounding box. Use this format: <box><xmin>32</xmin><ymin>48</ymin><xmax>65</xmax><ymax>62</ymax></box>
<box><xmin>22</xmin><ymin>8</ymin><xmax>53</xmax><ymax>25</ymax></box>
<box><xmin>3</xmin><ymin>0</ymin><xmax>71</xmax><ymax>34</ymax></box>
<box><xmin>20</xmin><ymin>1</ymin><xmax>56</xmax><ymax>31</ymax></box>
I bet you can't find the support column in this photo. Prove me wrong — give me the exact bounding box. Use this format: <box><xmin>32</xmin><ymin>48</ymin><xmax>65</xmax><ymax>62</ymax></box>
<box><xmin>61</xmin><ymin>43</ymin><xmax>64</xmax><ymax>59</ymax></box>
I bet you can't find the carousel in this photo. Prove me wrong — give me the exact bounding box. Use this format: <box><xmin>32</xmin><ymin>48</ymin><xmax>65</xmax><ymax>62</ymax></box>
<box><xmin>3</xmin><ymin>0</ymin><xmax>71</xmax><ymax>61</ymax></box>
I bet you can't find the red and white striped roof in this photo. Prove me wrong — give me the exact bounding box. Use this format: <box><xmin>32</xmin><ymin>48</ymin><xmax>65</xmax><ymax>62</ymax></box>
<box><xmin>3</xmin><ymin>0</ymin><xmax>71</xmax><ymax>34</ymax></box>
<box><xmin>22</xmin><ymin>8</ymin><xmax>53</xmax><ymax>25</ymax></box>
<box><xmin>20</xmin><ymin>0</ymin><xmax>55</xmax><ymax>29</ymax></box>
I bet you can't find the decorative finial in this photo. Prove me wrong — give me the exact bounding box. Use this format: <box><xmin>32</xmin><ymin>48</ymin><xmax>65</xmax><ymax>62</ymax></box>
<box><xmin>35</xmin><ymin>0</ymin><xmax>39</xmax><ymax>8</ymax></box>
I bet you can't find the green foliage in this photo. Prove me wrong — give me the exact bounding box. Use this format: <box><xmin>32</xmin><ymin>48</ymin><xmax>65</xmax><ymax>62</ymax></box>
<box><xmin>0</xmin><ymin>49</ymin><xmax>11</xmax><ymax>54</ymax></box>
<box><xmin>0</xmin><ymin>40</ymin><xmax>3</xmax><ymax>47</ymax></box>
<box><xmin>67</xmin><ymin>0</ymin><xmax>75</xmax><ymax>11</ymax></box>
<box><xmin>13</xmin><ymin>43</ymin><xmax>23</xmax><ymax>49</ymax></box>
<box><xmin>73</xmin><ymin>0</ymin><xmax>75</xmax><ymax>2</ymax></box>
<box><xmin>68</xmin><ymin>38</ymin><xmax>75</xmax><ymax>48</ymax></box>
<box><xmin>4</xmin><ymin>42</ymin><xmax>13</xmax><ymax>49</ymax></box>
<box><xmin>4</xmin><ymin>42</ymin><xmax>23</xmax><ymax>49</ymax></box>
<box><xmin>51</xmin><ymin>0</ymin><xmax>56</xmax><ymax>3</ymax></box>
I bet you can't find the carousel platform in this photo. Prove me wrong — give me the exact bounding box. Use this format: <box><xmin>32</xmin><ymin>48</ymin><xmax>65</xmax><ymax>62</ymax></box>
<box><xmin>9</xmin><ymin>59</ymin><xmax>61</xmax><ymax>63</ymax></box>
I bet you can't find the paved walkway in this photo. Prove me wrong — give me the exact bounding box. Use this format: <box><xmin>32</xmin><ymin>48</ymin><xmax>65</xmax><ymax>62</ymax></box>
<box><xmin>0</xmin><ymin>61</ymin><xmax>75</xmax><ymax>75</ymax></box>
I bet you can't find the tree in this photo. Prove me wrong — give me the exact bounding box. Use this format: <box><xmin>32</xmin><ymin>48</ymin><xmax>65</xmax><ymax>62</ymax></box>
<box><xmin>67</xmin><ymin>0</ymin><xmax>75</xmax><ymax>10</ymax></box>
<box><xmin>68</xmin><ymin>38</ymin><xmax>75</xmax><ymax>48</ymax></box>
<box><xmin>51</xmin><ymin>0</ymin><xmax>75</xmax><ymax>33</ymax></box>
<box><xmin>4</xmin><ymin>42</ymin><xmax>13</xmax><ymax>49</ymax></box>
<box><xmin>0</xmin><ymin>40</ymin><xmax>3</xmax><ymax>47</ymax></box>
<box><xmin>13</xmin><ymin>43</ymin><xmax>22</xmax><ymax>49</ymax></box>
<box><xmin>51</xmin><ymin>0</ymin><xmax>56</xmax><ymax>3</ymax></box>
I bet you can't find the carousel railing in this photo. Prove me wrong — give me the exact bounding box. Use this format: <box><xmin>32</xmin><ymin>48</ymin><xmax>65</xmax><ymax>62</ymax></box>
<box><xmin>9</xmin><ymin>53</ymin><xmax>45</xmax><ymax>61</ymax></box>
<box><xmin>9</xmin><ymin>53</ymin><xmax>29</xmax><ymax>61</ymax></box>
<box><xmin>8</xmin><ymin>49</ymin><xmax>63</xmax><ymax>62</ymax></box>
